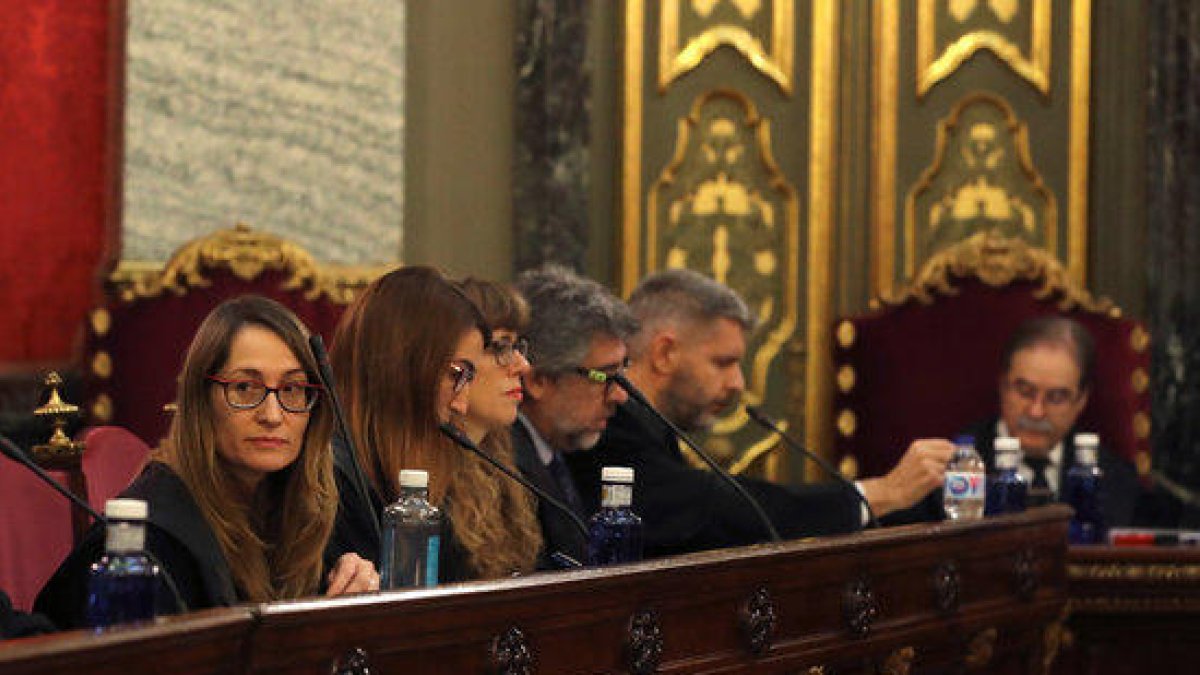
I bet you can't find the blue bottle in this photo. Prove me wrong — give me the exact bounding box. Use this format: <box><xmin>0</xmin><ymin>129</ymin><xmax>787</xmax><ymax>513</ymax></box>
<box><xmin>587</xmin><ymin>466</ymin><xmax>644</xmax><ymax>566</ymax></box>
<box><xmin>1064</xmin><ymin>433</ymin><xmax>1106</xmax><ymax>545</ymax></box>
<box><xmin>86</xmin><ymin>498</ymin><xmax>158</xmax><ymax>628</ymax></box>
<box><xmin>985</xmin><ymin>436</ymin><xmax>1027</xmax><ymax>515</ymax></box>
<box><xmin>381</xmin><ymin>469</ymin><xmax>442</xmax><ymax>589</ymax></box>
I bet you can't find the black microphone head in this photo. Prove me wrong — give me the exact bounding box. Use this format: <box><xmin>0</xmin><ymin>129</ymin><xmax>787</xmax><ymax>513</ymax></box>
<box><xmin>308</xmin><ymin>334</ymin><xmax>329</xmax><ymax>361</ymax></box>
<box><xmin>609</xmin><ymin>372</ymin><xmax>649</xmax><ymax>406</ymax></box>
<box><xmin>744</xmin><ymin>404</ymin><xmax>772</xmax><ymax>427</ymax></box>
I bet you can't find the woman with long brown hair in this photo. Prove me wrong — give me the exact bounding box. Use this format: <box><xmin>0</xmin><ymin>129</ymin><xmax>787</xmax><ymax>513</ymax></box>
<box><xmin>37</xmin><ymin>296</ymin><xmax>376</xmax><ymax>628</ymax></box>
<box><xmin>452</xmin><ymin>278</ymin><xmax>542</xmax><ymax>576</ymax></box>
<box><xmin>327</xmin><ymin>267</ymin><xmax>540</xmax><ymax>581</ymax></box>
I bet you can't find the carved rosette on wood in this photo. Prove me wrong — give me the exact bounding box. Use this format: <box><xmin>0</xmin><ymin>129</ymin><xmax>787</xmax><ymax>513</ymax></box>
<box><xmin>488</xmin><ymin>626</ymin><xmax>533</xmax><ymax>675</ymax></box>
<box><xmin>932</xmin><ymin>559</ymin><xmax>961</xmax><ymax>614</ymax></box>
<box><xmin>329</xmin><ymin>647</ymin><xmax>371</xmax><ymax>675</ymax></box>
<box><xmin>842</xmin><ymin>576</ymin><xmax>880</xmax><ymax>638</ymax></box>
<box><xmin>625</xmin><ymin>609</ymin><xmax>664</xmax><ymax>674</ymax></box>
<box><xmin>738</xmin><ymin>586</ymin><xmax>778</xmax><ymax>656</ymax></box>
<box><xmin>1013</xmin><ymin>547</ymin><xmax>1039</xmax><ymax>601</ymax></box>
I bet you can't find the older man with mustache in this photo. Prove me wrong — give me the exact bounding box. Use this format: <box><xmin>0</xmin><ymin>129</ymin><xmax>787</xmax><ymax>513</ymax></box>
<box><xmin>963</xmin><ymin>315</ymin><xmax>1141</xmax><ymax>524</ymax></box>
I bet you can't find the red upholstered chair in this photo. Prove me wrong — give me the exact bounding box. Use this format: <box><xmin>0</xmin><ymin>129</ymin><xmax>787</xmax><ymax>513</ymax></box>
<box><xmin>83</xmin><ymin>224</ymin><xmax>382</xmax><ymax>445</ymax></box>
<box><xmin>832</xmin><ymin>233</ymin><xmax>1151</xmax><ymax>481</ymax></box>
<box><xmin>0</xmin><ymin>464</ymin><xmax>76</xmax><ymax>611</ymax></box>
<box><xmin>78</xmin><ymin>426</ymin><xmax>152</xmax><ymax>510</ymax></box>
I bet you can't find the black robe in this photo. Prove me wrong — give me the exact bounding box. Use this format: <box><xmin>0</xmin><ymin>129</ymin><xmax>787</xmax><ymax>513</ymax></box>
<box><xmin>34</xmin><ymin>462</ymin><xmax>238</xmax><ymax>630</ymax></box>
<box><xmin>566</xmin><ymin>402</ymin><xmax>863</xmax><ymax>558</ymax></box>
<box><xmin>510</xmin><ymin>422</ymin><xmax>589</xmax><ymax>567</ymax></box>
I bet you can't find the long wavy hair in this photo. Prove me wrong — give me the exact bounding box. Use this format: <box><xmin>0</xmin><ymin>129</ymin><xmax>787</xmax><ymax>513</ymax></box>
<box><xmin>331</xmin><ymin>267</ymin><xmax>535</xmax><ymax>578</ymax></box>
<box><xmin>455</xmin><ymin>277</ymin><xmax>543</xmax><ymax>576</ymax></box>
<box><xmin>157</xmin><ymin>295</ymin><xmax>336</xmax><ymax>601</ymax></box>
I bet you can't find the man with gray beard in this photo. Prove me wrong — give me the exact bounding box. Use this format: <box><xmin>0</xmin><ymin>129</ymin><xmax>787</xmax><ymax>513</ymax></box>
<box><xmin>512</xmin><ymin>265</ymin><xmax>638</xmax><ymax>566</ymax></box>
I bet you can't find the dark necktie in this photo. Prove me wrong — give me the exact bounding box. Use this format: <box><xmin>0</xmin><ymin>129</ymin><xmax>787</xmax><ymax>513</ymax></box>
<box><xmin>547</xmin><ymin>452</ymin><xmax>584</xmax><ymax>516</ymax></box>
<box><xmin>1025</xmin><ymin>456</ymin><xmax>1052</xmax><ymax>490</ymax></box>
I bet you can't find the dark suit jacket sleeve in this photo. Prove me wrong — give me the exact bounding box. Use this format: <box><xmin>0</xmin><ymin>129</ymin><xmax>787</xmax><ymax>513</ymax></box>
<box><xmin>577</xmin><ymin>406</ymin><xmax>862</xmax><ymax>558</ymax></box>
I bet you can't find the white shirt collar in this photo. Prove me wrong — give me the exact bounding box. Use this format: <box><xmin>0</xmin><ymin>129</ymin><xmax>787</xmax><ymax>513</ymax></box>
<box><xmin>517</xmin><ymin>412</ymin><xmax>556</xmax><ymax>467</ymax></box>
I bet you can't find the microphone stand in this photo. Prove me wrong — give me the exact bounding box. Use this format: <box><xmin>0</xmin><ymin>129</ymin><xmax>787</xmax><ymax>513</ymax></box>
<box><xmin>610</xmin><ymin>373</ymin><xmax>782</xmax><ymax>543</ymax></box>
<box><xmin>1</xmin><ymin>433</ymin><xmax>189</xmax><ymax>613</ymax></box>
<box><xmin>309</xmin><ymin>335</ymin><xmax>382</xmax><ymax>543</ymax></box>
<box><xmin>438</xmin><ymin>422</ymin><xmax>585</xmax><ymax>568</ymax></box>
<box><xmin>745</xmin><ymin>405</ymin><xmax>880</xmax><ymax>529</ymax></box>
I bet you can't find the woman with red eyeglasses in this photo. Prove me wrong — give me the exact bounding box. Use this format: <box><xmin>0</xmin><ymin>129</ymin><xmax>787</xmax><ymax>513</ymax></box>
<box><xmin>36</xmin><ymin>295</ymin><xmax>377</xmax><ymax>629</ymax></box>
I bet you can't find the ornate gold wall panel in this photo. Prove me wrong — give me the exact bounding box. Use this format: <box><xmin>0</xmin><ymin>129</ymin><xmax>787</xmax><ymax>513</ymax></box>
<box><xmin>903</xmin><ymin>92</ymin><xmax>1057</xmax><ymax>279</ymax></box>
<box><xmin>659</xmin><ymin>0</ymin><xmax>795</xmax><ymax>94</ymax></box>
<box><xmin>623</xmin><ymin>0</ymin><xmax>837</xmax><ymax>478</ymax></box>
<box><xmin>917</xmin><ymin>0</ymin><xmax>1052</xmax><ymax>97</ymax></box>
<box><xmin>874</xmin><ymin>0</ymin><xmax>1090</xmax><ymax>299</ymax></box>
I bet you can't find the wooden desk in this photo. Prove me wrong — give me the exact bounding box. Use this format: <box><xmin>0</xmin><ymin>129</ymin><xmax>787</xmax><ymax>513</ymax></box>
<box><xmin>1060</xmin><ymin>545</ymin><xmax>1200</xmax><ymax>674</ymax></box>
<box><xmin>0</xmin><ymin>507</ymin><xmax>1070</xmax><ymax>674</ymax></box>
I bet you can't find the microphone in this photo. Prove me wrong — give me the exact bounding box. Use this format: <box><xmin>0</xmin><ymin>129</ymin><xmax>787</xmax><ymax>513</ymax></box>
<box><xmin>309</xmin><ymin>334</ymin><xmax>382</xmax><ymax>543</ymax></box>
<box><xmin>438</xmin><ymin>422</ymin><xmax>586</xmax><ymax>568</ymax></box>
<box><xmin>1</xmin><ymin>433</ymin><xmax>188</xmax><ymax>613</ymax></box>
<box><xmin>609</xmin><ymin>373</ymin><xmax>782</xmax><ymax>543</ymax></box>
<box><xmin>744</xmin><ymin>405</ymin><xmax>879</xmax><ymax>529</ymax></box>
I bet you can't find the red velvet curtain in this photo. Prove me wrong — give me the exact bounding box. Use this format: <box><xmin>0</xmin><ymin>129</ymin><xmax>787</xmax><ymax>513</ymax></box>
<box><xmin>0</xmin><ymin>1</ymin><xmax>120</xmax><ymax>364</ymax></box>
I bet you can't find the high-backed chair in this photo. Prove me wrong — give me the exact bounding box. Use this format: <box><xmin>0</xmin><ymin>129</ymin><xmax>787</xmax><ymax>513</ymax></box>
<box><xmin>833</xmin><ymin>232</ymin><xmax>1151</xmax><ymax>480</ymax></box>
<box><xmin>83</xmin><ymin>224</ymin><xmax>383</xmax><ymax>445</ymax></box>
<box><xmin>0</xmin><ymin>465</ymin><xmax>76</xmax><ymax>612</ymax></box>
<box><xmin>78</xmin><ymin>426</ymin><xmax>153</xmax><ymax>510</ymax></box>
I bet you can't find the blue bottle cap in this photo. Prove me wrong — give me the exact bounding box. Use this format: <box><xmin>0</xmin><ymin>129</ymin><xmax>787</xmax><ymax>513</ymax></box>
<box><xmin>953</xmin><ymin>434</ymin><xmax>976</xmax><ymax>446</ymax></box>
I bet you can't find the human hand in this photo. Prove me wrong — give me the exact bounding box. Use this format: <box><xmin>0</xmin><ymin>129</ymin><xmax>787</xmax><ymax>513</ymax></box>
<box><xmin>859</xmin><ymin>439</ymin><xmax>955</xmax><ymax>517</ymax></box>
<box><xmin>325</xmin><ymin>553</ymin><xmax>380</xmax><ymax>597</ymax></box>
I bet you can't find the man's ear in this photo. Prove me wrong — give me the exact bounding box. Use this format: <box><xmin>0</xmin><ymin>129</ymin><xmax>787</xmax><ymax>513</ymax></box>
<box><xmin>524</xmin><ymin>371</ymin><xmax>552</xmax><ymax>401</ymax></box>
<box><xmin>647</xmin><ymin>330</ymin><xmax>680</xmax><ymax>375</ymax></box>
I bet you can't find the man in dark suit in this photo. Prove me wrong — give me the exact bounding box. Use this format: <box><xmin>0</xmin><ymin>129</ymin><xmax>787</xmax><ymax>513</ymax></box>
<box><xmin>511</xmin><ymin>265</ymin><xmax>639</xmax><ymax>565</ymax></box>
<box><xmin>977</xmin><ymin>316</ymin><xmax>1139</xmax><ymax>525</ymax></box>
<box><xmin>567</xmin><ymin>269</ymin><xmax>954</xmax><ymax>558</ymax></box>
<box><xmin>897</xmin><ymin>315</ymin><xmax>1142</xmax><ymax>526</ymax></box>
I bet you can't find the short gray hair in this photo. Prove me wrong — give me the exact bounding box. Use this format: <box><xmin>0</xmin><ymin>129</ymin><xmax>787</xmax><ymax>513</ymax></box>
<box><xmin>515</xmin><ymin>264</ymin><xmax>638</xmax><ymax>376</ymax></box>
<box><xmin>627</xmin><ymin>269</ymin><xmax>754</xmax><ymax>355</ymax></box>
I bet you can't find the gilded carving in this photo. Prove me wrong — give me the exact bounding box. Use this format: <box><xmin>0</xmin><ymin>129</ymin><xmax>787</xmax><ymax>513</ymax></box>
<box><xmin>1135</xmin><ymin>451</ymin><xmax>1151</xmax><ymax>478</ymax></box>
<box><xmin>837</xmin><ymin>410</ymin><xmax>857</xmax><ymax>438</ymax></box>
<box><xmin>90</xmin><ymin>308</ymin><xmax>111</xmax><ymax>337</ymax></box>
<box><xmin>836</xmin><ymin>320</ymin><xmax>856</xmax><ymax>349</ymax></box>
<box><xmin>905</xmin><ymin>94</ymin><xmax>1056</xmax><ymax>279</ymax></box>
<box><xmin>883</xmin><ymin>231</ymin><xmax>1116</xmax><ymax>317</ymax></box>
<box><xmin>108</xmin><ymin>224</ymin><xmax>386</xmax><ymax>305</ymax></box>
<box><xmin>1132</xmin><ymin>368</ymin><xmax>1149</xmax><ymax>395</ymax></box>
<box><xmin>1131</xmin><ymin>325</ymin><xmax>1150</xmax><ymax>352</ymax></box>
<box><xmin>92</xmin><ymin>351</ymin><xmax>113</xmax><ymax>379</ymax></box>
<box><xmin>836</xmin><ymin>366</ymin><xmax>855</xmax><ymax>393</ymax></box>
<box><xmin>880</xmin><ymin>646</ymin><xmax>916</xmax><ymax>675</ymax></box>
<box><xmin>839</xmin><ymin>453</ymin><xmax>859</xmax><ymax>480</ymax></box>
<box><xmin>1041</xmin><ymin>606</ymin><xmax>1071</xmax><ymax>675</ymax></box>
<box><xmin>660</xmin><ymin>0</ymin><xmax>794</xmax><ymax>94</ymax></box>
<box><xmin>728</xmin><ymin>424</ymin><xmax>784</xmax><ymax>475</ymax></box>
<box><xmin>92</xmin><ymin>393</ymin><xmax>113</xmax><ymax>423</ymax></box>
<box><xmin>918</xmin><ymin>0</ymin><xmax>1052</xmax><ymax>97</ymax></box>
<box><xmin>1134</xmin><ymin>412</ymin><xmax>1150</xmax><ymax>440</ymax></box>
<box><xmin>648</xmin><ymin>90</ymin><xmax>800</xmax><ymax>443</ymax></box>
<box><xmin>964</xmin><ymin>627</ymin><xmax>998</xmax><ymax>670</ymax></box>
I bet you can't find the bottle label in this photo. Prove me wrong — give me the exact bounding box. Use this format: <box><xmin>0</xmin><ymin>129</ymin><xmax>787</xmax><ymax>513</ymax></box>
<box><xmin>424</xmin><ymin>535</ymin><xmax>440</xmax><ymax>588</ymax></box>
<box><xmin>106</xmin><ymin>522</ymin><xmax>145</xmax><ymax>553</ymax></box>
<box><xmin>601</xmin><ymin>483</ymin><xmax>633</xmax><ymax>508</ymax></box>
<box><xmin>944</xmin><ymin>471</ymin><xmax>985</xmax><ymax>499</ymax></box>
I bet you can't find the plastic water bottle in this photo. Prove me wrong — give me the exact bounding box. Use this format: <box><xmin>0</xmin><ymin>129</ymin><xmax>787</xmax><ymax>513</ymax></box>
<box><xmin>586</xmin><ymin>466</ymin><xmax>644</xmax><ymax>565</ymax></box>
<box><xmin>943</xmin><ymin>435</ymin><xmax>986</xmax><ymax>520</ymax></box>
<box><xmin>1064</xmin><ymin>433</ymin><xmax>1105</xmax><ymax>544</ymax></box>
<box><xmin>986</xmin><ymin>436</ymin><xmax>1027</xmax><ymax>515</ymax></box>
<box><xmin>86</xmin><ymin>498</ymin><xmax>158</xmax><ymax>628</ymax></box>
<box><xmin>380</xmin><ymin>469</ymin><xmax>442</xmax><ymax>589</ymax></box>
